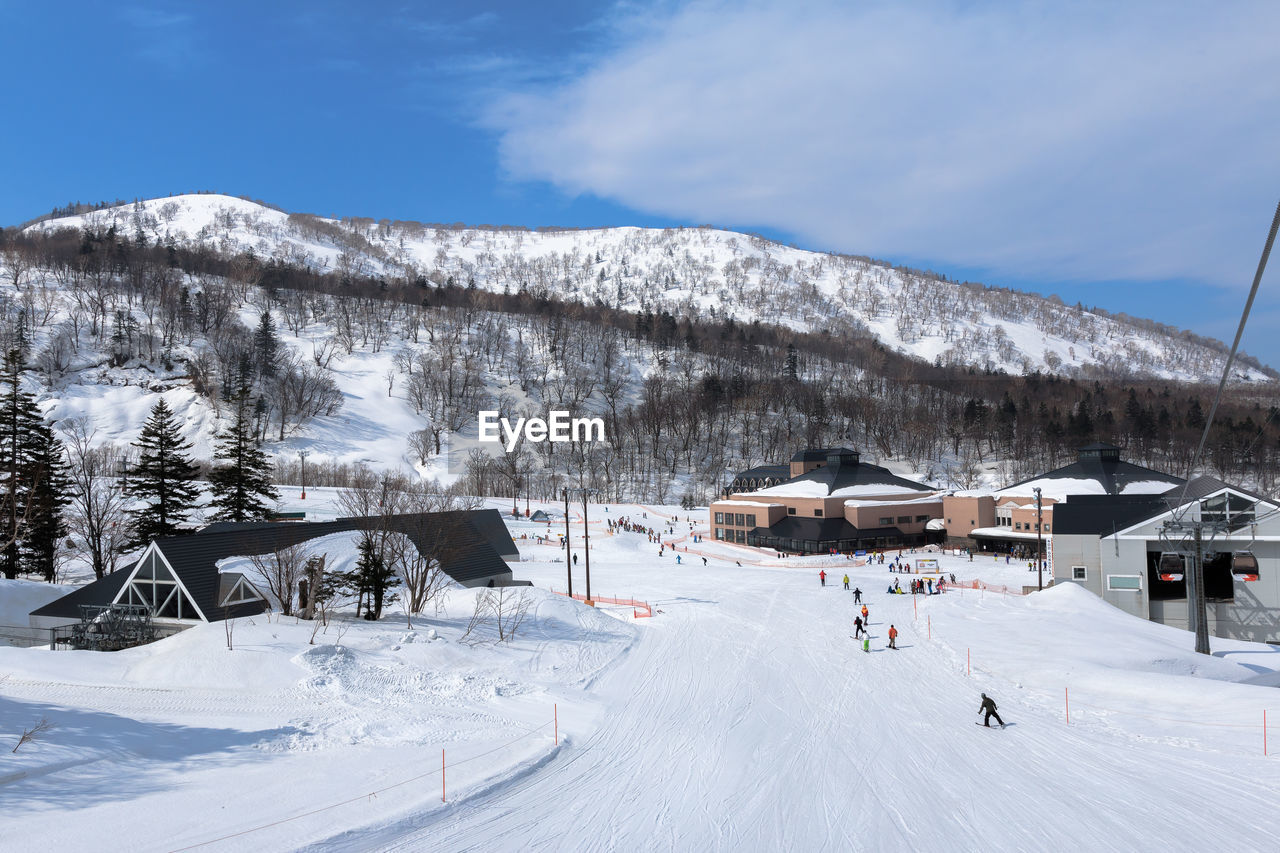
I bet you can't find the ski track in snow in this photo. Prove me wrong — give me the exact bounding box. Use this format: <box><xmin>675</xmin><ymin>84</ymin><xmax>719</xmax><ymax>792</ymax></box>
<box><xmin>300</xmin><ymin>555</ymin><xmax>1280</xmax><ymax>852</ymax></box>
<box><xmin>7</xmin><ymin>512</ymin><xmax>1280</xmax><ymax>851</ymax></box>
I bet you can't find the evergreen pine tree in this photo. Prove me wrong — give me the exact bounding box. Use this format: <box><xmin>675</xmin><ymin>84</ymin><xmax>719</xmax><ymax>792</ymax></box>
<box><xmin>344</xmin><ymin>535</ymin><xmax>400</xmax><ymax>621</ymax></box>
<box><xmin>208</xmin><ymin>374</ymin><xmax>278</xmax><ymax>523</ymax></box>
<box><xmin>0</xmin><ymin>350</ymin><xmax>45</xmax><ymax>579</ymax></box>
<box><xmin>125</xmin><ymin>399</ymin><xmax>200</xmax><ymax>547</ymax></box>
<box><xmin>22</xmin><ymin>419</ymin><xmax>70</xmax><ymax>582</ymax></box>
<box><xmin>254</xmin><ymin>309</ymin><xmax>279</xmax><ymax>378</ymax></box>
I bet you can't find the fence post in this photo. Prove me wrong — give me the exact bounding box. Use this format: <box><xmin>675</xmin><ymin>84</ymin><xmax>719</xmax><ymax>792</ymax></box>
<box><xmin>442</xmin><ymin>749</ymin><xmax>446</xmax><ymax>803</ymax></box>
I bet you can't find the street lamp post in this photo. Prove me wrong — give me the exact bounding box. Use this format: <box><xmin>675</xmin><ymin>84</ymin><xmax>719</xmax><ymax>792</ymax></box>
<box><xmin>299</xmin><ymin>450</ymin><xmax>308</xmax><ymax>500</ymax></box>
<box><xmin>1034</xmin><ymin>487</ymin><xmax>1044</xmax><ymax>591</ymax></box>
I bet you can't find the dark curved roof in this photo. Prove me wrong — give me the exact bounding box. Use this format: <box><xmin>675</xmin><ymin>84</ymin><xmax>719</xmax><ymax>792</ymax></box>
<box><xmin>32</xmin><ymin>510</ymin><xmax>518</xmax><ymax>622</ymax></box>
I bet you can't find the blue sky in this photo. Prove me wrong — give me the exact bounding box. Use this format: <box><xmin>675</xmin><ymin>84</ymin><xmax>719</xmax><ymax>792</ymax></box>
<box><xmin>3</xmin><ymin>1</ymin><xmax>1278</xmax><ymax>366</ymax></box>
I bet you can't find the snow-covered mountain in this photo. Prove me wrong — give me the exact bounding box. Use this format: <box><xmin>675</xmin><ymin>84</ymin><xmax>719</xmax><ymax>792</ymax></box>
<box><xmin>25</xmin><ymin>194</ymin><xmax>1273</xmax><ymax>382</ymax></box>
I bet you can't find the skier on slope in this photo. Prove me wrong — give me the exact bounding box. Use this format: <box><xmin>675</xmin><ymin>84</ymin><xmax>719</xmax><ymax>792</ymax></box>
<box><xmin>888</xmin><ymin>624</ymin><xmax>898</xmax><ymax>649</ymax></box>
<box><xmin>978</xmin><ymin>693</ymin><xmax>1005</xmax><ymax>728</ymax></box>
<box><xmin>861</xmin><ymin>604</ymin><xmax>869</xmax><ymax>624</ymax></box>
<box><xmin>843</xmin><ymin>574</ymin><xmax>850</xmax><ymax>590</ymax></box>
<box><xmin>853</xmin><ymin>587</ymin><xmax>862</xmax><ymax>603</ymax></box>
<box><xmin>820</xmin><ymin>570</ymin><xmax>827</xmax><ymax>587</ymax></box>
<box><xmin>854</xmin><ymin>616</ymin><xmax>865</xmax><ymax>638</ymax></box>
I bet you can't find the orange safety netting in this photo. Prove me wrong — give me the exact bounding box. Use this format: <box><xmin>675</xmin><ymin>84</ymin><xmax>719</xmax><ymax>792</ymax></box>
<box><xmin>552</xmin><ymin>589</ymin><xmax>653</xmax><ymax>618</ymax></box>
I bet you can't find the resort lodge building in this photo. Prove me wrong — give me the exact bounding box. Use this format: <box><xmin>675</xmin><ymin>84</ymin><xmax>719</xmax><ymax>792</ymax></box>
<box><xmin>713</xmin><ymin>444</ymin><xmax>1186</xmax><ymax>557</ymax></box>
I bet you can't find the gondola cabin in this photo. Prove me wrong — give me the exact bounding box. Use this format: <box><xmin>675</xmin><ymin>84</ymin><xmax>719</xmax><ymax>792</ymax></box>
<box><xmin>1231</xmin><ymin>551</ymin><xmax>1259</xmax><ymax>582</ymax></box>
<box><xmin>1157</xmin><ymin>552</ymin><xmax>1185</xmax><ymax>582</ymax></box>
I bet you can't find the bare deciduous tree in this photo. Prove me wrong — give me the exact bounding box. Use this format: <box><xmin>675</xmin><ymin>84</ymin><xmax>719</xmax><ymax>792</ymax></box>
<box><xmin>62</xmin><ymin>418</ymin><xmax>130</xmax><ymax>580</ymax></box>
<box><xmin>12</xmin><ymin>717</ymin><xmax>53</xmax><ymax>753</ymax></box>
<box><xmin>249</xmin><ymin>542</ymin><xmax>309</xmax><ymax>617</ymax></box>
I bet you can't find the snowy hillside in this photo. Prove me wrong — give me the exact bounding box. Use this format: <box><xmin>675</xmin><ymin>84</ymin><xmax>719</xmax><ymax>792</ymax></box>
<box><xmin>26</xmin><ymin>194</ymin><xmax>1271</xmax><ymax>382</ymax></box>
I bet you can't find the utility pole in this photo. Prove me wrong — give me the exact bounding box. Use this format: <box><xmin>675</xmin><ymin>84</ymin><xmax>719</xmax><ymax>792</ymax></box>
<box><xmin>564</xmin><ymin>486</ymin><xmax>599</xmax><ymax>604</ymax></box>
<box><xmin>1034</xmin><ymin>487</ymin><xmax>1044</xmax><ymax>591</ymax></box>
<box><xmin>299</xmin><ymin>450</ymin><xmax>308</xmax><ymax>500</ymax></box>
<box><xmin>563</xmin><ymin>488</ymin><xmax>572</xmax><ymax>598</ymax></box>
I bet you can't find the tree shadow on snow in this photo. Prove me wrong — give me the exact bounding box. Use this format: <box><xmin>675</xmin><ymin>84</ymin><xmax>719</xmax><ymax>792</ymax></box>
<box><xmin>0</xmin><ymin>695</ymin><xmax>296</xmax><ymax>811</ymax></box>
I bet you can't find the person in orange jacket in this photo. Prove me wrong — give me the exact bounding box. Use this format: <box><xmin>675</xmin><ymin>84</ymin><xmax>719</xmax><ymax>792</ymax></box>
<box><xmin>861</xmin><ymin>604</ymin><xmax>869</xmax><ymax>624</ymax></box>
<box><xmin>819</xmin><ymin>570</ymin><xmax>826</xmax><ymax>586</ymax></box>
<box><xmin>888</xmin><ymin>624</ymin><xmax>899</xmax><ymax>649</ymax></box>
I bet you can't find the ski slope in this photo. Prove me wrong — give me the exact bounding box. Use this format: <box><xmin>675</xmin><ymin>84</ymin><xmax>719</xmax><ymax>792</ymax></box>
<box><xmin>4</xmin><ymin>503</ymin><xmax>1280</xmax><ymax>850</ymax></box>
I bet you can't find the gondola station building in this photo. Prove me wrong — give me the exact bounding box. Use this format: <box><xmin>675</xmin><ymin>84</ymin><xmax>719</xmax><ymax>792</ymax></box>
<box><xmin>1051</xmin><ymin>478</ymin><xmax>1280</xmax><ymax>643</ymax></box>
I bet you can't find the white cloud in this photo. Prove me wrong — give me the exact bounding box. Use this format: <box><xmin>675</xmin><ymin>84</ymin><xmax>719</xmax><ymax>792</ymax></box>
<box><xmin>486</xmin><ymin>0</ymin><xmax>1280</xmax><ymax>286</ymax></box>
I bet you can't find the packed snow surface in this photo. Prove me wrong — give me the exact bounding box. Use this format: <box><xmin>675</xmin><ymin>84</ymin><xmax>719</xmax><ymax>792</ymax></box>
<box><xmin>4</xmin><ymin>502</ymin><xmax>1280</xmax><ymax>850</ymax></box>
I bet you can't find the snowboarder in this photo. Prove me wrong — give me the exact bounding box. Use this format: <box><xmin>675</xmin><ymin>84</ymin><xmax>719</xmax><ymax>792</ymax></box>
<box><xmin>854</xmin><ymin>616</ymin><xmax>864</xmax><ymax>638</ymax></box>
<box><xmin>702</xmin><ymin>557</ymin><xmax>707</xmax><ymax>566</ymax></box>
<box><xmin>888</xmin><ymin>624</ymin><xmax>898</xmax><ymax>649</ymax></box>
<box><xmin>843</xmin><ymin>574</ymin><xmax>850</xmax><ymax>590</ymax></box>
<box><xmin>853</xmin><ymin>587</ymin><xmax>862</xmax><ymax>603</ymax></box>
<box><xmin>820</xmin><ymin>570</ymin><xmax>827</xmax><ymax>587</ymax></box>
<box><xmin>978</xmin><ymin>693</ymin><xmax>1004</xmax><ymax>728</ymax></box>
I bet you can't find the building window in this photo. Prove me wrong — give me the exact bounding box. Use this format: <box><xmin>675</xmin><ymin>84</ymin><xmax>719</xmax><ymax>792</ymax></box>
<box><xmin>714</xmin><ymin>512</ymin><xmax>724</xmax><ymax>524</ymax></box>
<box><xmin>814</xmin><ymin>509</ymin><xmax>823</xmax><ymax>517</ymax></box>
<box><xmin>736</xmin><ymin>530</ymin><xmax>746</xmax><ymax>544</ymax></box>
<box><xmin>897</xmin><ymin>516</ymin><xmax>911</xmax><ymax>524</ymax></box>
<box><xmin>1072</xmin><ymin>566</ymin><xmax>1087</xmax><ymax>581</ymax></box>
<box><xmin>1107</xmin><ymin>575</ymin><xmax>1142</xmax><ymax>591</ymax></box>
<box><xmin>746</xmin><ymin>514</ymin><xmax>756</xmax><ymax>527</ymax></box>
<box><xmin>1044</xmin><ymin>524</ymin><xmax>1050</xmax><ymax>532</ymax></box>
<box><xmin>715</xmin><ymin>528</ymin><xmax>724</xmax><ymax>540</ymax></box>
<box><xmin>915</xmin><ymin>514</ymin><xmax>930</xmax><ymax>522</ymax></box>
<box><xmin>879</xmin><ymin>517</ymin><xmax>893</xmax><ymax>525</ymax></box>
<box><xmin>788</xmin><ymin>507</ymin><xmax>797</xmax><ymax>515</ymax></box>
<box><xmin>735</xmin><ymin>513</ymin><xmax>745</xmax><ymax>527</ymax></box>
<box><xmin>1015</xmin><ymin>522</ymin><xmax>1022</xmax><ymax>530</ymax></box>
